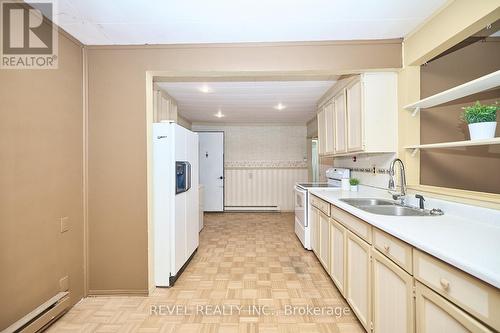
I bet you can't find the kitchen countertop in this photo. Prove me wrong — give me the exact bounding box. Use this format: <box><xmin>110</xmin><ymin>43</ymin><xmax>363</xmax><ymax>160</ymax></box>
<box><xmin>309</xmin><ymin>186</ymin><xmax>500</xmax><ymax>289</ymax></box>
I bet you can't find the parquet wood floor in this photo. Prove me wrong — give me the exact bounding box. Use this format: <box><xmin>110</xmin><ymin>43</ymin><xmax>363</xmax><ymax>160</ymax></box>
<box><xmin>47</xmin><ymin>213</ymin><xmax>364</xmax><ymax>333</ymax></box>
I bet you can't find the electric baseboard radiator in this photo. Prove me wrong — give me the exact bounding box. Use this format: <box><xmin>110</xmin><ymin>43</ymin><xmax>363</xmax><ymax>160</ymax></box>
<box><xmin>224</xmin><ymin>205</ymin><xmax>280</xmax><ymax>212</ymax></box>
<box><xmin>2</xmin><ymin>292</ymin><xmax>69</xmax><ymax>333</ymax></box>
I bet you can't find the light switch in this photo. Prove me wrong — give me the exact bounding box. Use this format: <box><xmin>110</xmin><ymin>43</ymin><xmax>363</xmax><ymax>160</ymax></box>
<box><xmin>60</xmin><ymin>217</ymin><xmax>69</xmax><ymax>233</ymax></box>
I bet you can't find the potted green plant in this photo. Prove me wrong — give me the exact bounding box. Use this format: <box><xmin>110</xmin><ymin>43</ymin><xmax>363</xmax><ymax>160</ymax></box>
<box><xmin>462</xmin><ymin>101</ymin><xmax>498</xmax><ymax>140</ymax></box>
<box><xmin>349</xmin><ymin>178</ymin><xmax>360</xmax><ymax>192</ymax></box>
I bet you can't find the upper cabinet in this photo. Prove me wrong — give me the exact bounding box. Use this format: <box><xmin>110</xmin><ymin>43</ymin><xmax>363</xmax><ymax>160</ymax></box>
<box><xmin>317</xmin><ymin>107</ymin><xmax>326</xmax><ymax>155</ymax></box>
<box><xmin>153</xmin><ymin>88</ymin><xmax>178</xmax><ymax>123</ymax></box>
<box><xmin>324</xmin><ymin>102</ymin><xmax>335</xmax><ymax>154</ymax></box>
<box><xmin>346</xmin><ymin>79</ymin><xmax>363</xmax><ymax>152</ymax></box>
<box><xmin>334</xmin><ymin>91</ymin><xmax>347</xmax><ymax>154</ymax></box>
<box><xmin>317</xmin><ymin>72</ymin><xmax>398</xmax><ymax>156</ymax></box>
<box><xmin>318</xmin><ymin>102</ymin><xmax>335</xmax><ymax>155</ymax></box>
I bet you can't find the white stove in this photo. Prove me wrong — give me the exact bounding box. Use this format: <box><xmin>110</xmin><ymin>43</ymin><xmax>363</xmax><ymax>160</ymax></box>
<box><xmin>294</xmin><ymin>168</ymin><xmax>350</xmax><ymax>250</ymax></box>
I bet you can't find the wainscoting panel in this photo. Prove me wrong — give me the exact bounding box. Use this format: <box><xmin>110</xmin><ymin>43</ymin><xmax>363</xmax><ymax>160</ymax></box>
<box><xmin>224</xmin><ymin>167</ymin><xmax>308</xmax><ymax>212</ymax></box>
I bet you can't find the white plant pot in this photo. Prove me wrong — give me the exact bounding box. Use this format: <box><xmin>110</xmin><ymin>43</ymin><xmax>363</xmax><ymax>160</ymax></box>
<box><xmin>468</xmin><ymin>122</ymin><xmax>497</xmax><ymax>140</ymax></box>
<box><xmin>350</xmin><ymin>185</ymin><xmax>358</xmax><ymax>192</ymax></box>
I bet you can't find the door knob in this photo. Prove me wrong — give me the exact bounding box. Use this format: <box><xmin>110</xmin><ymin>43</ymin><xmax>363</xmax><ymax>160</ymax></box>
<box><xmin>219</xmin><ymin>176</ymin><xmax>224</xmax><ymax>179</ymax></box>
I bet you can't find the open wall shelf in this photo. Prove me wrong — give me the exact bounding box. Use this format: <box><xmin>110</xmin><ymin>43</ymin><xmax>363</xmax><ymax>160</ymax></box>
<box><xmin>404</xmin><ymin>70</ymin><xmax>500</xmax><ymax>116</ymax></box>
<box><xmin>405</xmin><ymin>137</ymin><xmax>500</xmax><ymax>156</ymax></box>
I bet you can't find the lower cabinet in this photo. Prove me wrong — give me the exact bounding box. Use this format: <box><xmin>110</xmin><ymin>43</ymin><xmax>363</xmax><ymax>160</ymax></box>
<box><xmin>310</xmin><ymin>202</ymin><xmax>496</xmax><ymax>333</ymax></box>
<box><xmin>310</xmin><ymin>206</ymin><xmax>319</xmax><ymax>255</ymax></box>
<box><xmin>318</xmin><ymin>211</ymin><xmax>330</xmax><ymax>271</ymax></box>
<box><xmin>415</xmin><ymin>282</ymin><xmax>491</xmax><ymax>333</ymax></box>
<box><xmin>372</xmin><ymin>249</ymin><xmax>415</xmax><ymax>333</ymax></box>
<box><xmin>329</xmin><ymin>218</ymin><xmax>346</xmax><ymax>296</ymax></box>
<box><xmin>346</xmin><ymin>230</ymin><xmax>372</xmax><ymax>332</ymax></box>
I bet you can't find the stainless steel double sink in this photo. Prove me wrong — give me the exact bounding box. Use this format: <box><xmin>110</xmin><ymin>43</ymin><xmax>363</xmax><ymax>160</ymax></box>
<box><xmin>339</xmin><ymin>198</ymin><xmax>435</xmax><ymax>217</ymax></box>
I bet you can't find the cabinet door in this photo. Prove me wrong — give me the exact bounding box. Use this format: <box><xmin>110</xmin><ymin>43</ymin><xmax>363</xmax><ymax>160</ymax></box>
<box><xmin>161</xmin><ymin>95</ymin><xmax>170</xmax><ymax>121</ymax></box>
<box><xmin>310</xmin><ymin>207</ymin><xmax>319</xmax><ymax>255</ymax></box>
<box><xmin>415</xmin><ymin>282</ymin><xmax>491</xmax><ymax>333</ymax></box>
<box><xmin>372</xmin><ymin>250</ymin><xmax>414</xmax><ymax>333</ymax></box>
<box><xmin>334</xmin><ymin>91</ymin><xmax>347</xmax><ymax>154</ymax></box>
<box><xmin>346</xmin><ymin>230</ymin><xmax>371</xmax><ymax>332</ymax></box>
<box><xmin>318</xmin><ymin>211</ymin><xmax>330</xmax><ymax>271</ymax></box>
<box><xmin>324</xmin><ymin>101</ymin><xmax>335</xmax><ymax>154</ymax></box>
<box><xmin>168</xmin><ymin>100</ymin><xmax>178</xmax><ymax>122</ymax></box>
<box><xmin>329</xmin><ymin>218</ymin><xmax>346</xmax><ymax>296</ymax></box>
<box><xmin>317</xmin><ymin>108</ymin><xmax>326</xmax><ymax>155</ymax></box>
<box><xmin>153</xmin><ymin>90</ymin><xmax>160</xmax><ymax>122</ymax></box>
<box><xmin>346</xmin><ymin>79</ymin><xmax>363</xmax><ymax>152</ymax></box>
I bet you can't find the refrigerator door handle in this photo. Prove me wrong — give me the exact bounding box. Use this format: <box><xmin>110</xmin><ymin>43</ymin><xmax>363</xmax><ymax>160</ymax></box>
<box><xmin>186</xmin><ymin>162</ymin><xmax>191</xmax><ymax>192</ymax></box>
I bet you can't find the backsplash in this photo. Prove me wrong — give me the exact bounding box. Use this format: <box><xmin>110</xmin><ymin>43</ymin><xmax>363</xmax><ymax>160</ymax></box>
<box><xmin>332</xmin><ymin>153</ymin><xmax>396</xmax><ymax>189</ymax></box>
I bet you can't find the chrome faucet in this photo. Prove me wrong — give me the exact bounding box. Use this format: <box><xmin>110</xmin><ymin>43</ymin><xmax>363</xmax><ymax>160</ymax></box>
<box><xmin>388</xmin><ymin>158</ymin><xmax>407</xmax><ymax>204</ymax></box>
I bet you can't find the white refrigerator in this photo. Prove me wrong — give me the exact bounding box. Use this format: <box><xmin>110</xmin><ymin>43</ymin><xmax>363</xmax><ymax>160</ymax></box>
<box><xmin>153</xmin><ymin>122</ymin><xmax>199</xmax><ymax>287</ymax></box>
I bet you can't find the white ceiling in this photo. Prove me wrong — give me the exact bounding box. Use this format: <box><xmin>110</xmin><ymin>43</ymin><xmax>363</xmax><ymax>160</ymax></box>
<box><xmin>157</xmin><ymin>81</ymin><xmax>335</xmax><ymax>123</ymax></box>
<box><xmin>50</xmin><ymin>0</ymin><xmax>447</xmax><ymax>45</ymax></box>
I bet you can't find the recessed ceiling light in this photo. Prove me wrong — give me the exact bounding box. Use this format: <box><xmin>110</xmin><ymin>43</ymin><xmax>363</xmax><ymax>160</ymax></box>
<box><xmin>274</xmin><ymin>103</ymin><xmax>286</xmax><ymax>111</ymax></box>
<box><xmin>199</xmin><ymin>85</ymin><xmax>213</xmax><ymax>93</ymax></box>
<box><xmin>214</xmin><ymin>110</ymin><xmax>225</xmax><ymax>118</ymax></box>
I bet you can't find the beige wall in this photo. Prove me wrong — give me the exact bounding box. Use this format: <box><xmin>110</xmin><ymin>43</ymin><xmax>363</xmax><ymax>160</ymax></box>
<box><xmin>403</xmin><ymin>0</ymin><xmax>500</xmax><ymax>66</ymax></box>
<box><xmin>420</xmin><ymin>38</ymin><xmax>500</xmax><ymax>193</ymax></box>
<box><xmin>86</xmin><ymin>40</ymin><xmax>401</xmax><ymax>293</ymax></box>
<box><xmin>399</xmin><ymin>0</ymin><xmax>500</xmax><ymax>207</ymax></box>
<box><xmin>398</xmin><ymin>66</ymin><xmax>421</xmax><ymax>186</ymax></box>
<box><xmin>0</xmin><ymin>32</ymin><xmax>84</xmax><ymax>329</ymax></box>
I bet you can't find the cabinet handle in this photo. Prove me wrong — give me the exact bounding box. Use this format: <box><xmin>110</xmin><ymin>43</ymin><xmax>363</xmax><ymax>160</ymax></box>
<box><xmin>440</xmin><ymin>278</ymin><xmax>450</xmax><ymax>291</ymax></box>
<box><xmin>383</xmin><ymin>244</ymin><xmax>390</xmax><ymax>252</ymax></box>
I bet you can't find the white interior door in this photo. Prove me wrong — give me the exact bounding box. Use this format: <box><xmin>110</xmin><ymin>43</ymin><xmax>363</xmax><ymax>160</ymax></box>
<box><xmin>198</xmin><ymin>132</ymin><xmax>224</xmax><ymax>211</ymax></box>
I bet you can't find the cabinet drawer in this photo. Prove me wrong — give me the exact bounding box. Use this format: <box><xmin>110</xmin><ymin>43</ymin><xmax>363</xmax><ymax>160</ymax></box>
<box><xmin>416</xmin><ymin>282</ymin><xmax>492</xmax><ymax>333</ymax></box>
<box><xmin>373</xmin><ymin>228</ymin><xmax>412</xmax><ymax>274</ymax></box>
<box><xmin>310</xmin><ymin>195</ymin><xmax>330</xmax><ymax>216</ymax></box>
<box><xmin>414</xmin><ymin>249</ymin><xmax>500</xmax><ymax>331</ymax></box>
<box><xmin>331</xmin><ymin>205</ymin><xmax>371</xmax><ymax>243</ymax></box>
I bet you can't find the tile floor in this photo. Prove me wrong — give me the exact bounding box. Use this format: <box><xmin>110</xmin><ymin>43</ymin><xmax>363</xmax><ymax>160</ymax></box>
<box><xmin>48</xmin><ymin>213</ymin><xmax>364</xmax><ymax>333</ymax></box>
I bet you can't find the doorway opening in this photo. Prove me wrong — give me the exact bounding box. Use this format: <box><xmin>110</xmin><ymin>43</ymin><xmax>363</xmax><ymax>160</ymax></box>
<box><xmin>146</xmin><ymin>71</ymin><xmax>340</xmax><ymax>293</ymax></box>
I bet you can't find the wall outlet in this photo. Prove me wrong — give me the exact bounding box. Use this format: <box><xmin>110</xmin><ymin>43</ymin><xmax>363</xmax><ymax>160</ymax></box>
<box><xmin>60</xmin><ymin>217</ymin><xmax>69</xmax><ymax>233</ymax></box>
<box><xmin>371</xmin><ymin>165</ymin><xmax>376</xmax><ymax>174</ymax></box>
<box><xmin>59</xmin><ymin>275</ymin><xmax>69</xmax><ymax>292</ymax></box>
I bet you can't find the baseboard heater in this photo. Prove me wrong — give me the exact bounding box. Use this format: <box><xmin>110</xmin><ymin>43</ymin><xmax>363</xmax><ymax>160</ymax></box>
<box><xmin>2</xmin><ymin>292</ymin><xmax>70</xmax><ymax>333</ymax></box>
<box><xmin>224</xmin><ymin>205</ymin><xmax>280</xmax><ymax>212</ymax></box>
